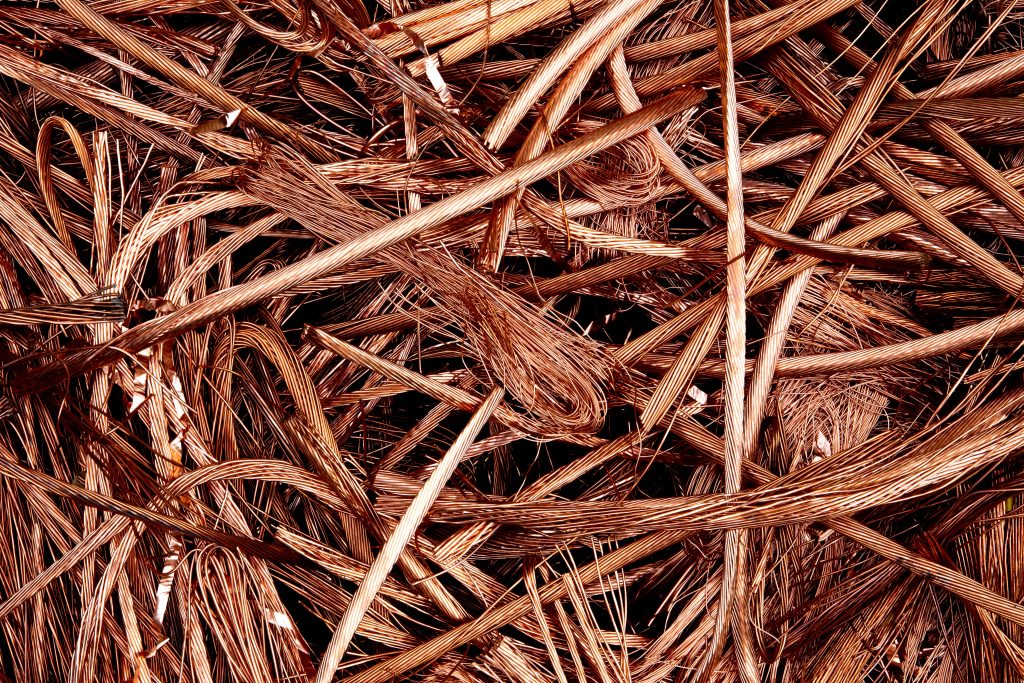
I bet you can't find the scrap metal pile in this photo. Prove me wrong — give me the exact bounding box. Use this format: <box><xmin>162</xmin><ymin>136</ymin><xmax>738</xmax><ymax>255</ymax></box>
<box><xmin>1</xmin><ymin>0</ymin><xmax>1024</xmax><ymax>680</ymax></box>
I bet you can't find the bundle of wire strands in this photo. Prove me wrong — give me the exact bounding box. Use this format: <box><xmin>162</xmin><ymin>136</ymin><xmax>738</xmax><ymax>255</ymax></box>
<box><xmin>6</xmin><ymin>0</ymin><xmax>1024</xmax><ymax>680</ymax></box>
